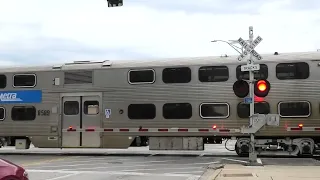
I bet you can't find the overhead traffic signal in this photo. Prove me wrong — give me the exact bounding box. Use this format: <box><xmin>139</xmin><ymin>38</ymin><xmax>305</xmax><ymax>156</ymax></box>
<box><xmin>233</xmin><ymin>79</ymin><xmax>271</xmax><ymax>98</ymax></box>
<box><xmin>107</xmin><ymin>0</ymin><xmax>123</xmax><ymax>7</ymax></box>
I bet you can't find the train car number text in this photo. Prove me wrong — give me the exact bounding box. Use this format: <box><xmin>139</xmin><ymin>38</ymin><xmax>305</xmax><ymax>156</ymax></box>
<box><xmin>38</xmin><ymin>110</ymin><xmax>50</xmax><ymax>116</ymax></box>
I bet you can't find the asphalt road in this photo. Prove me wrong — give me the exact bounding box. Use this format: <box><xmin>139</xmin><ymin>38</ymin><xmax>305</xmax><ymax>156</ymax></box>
<box><xmin>0</xmin><ymin>141</ymin><xmax>320</xmax><ymax>180</ymax></box>
<box><xmin>2</xmin><ymin>155</ymin><xmax>215</xmax><ymax>180</ymax></box>
<box><xmin>1</xmin><ymin>154</ymin><xmax>320</xmax><ymax>180</ymax></box>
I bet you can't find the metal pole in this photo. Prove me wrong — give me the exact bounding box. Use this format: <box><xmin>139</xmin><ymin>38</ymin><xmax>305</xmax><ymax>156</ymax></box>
<box><xmin>248</xmin><ymin>26</ymin><xmax>257</xmax><ymax>162</ymax></box>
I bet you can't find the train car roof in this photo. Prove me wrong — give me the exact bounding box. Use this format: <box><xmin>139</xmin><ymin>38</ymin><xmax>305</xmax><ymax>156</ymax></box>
<box><xmin>0</xmin><ymin>51</ymin><xmax>319</xmax><ymax>73</ymax></box>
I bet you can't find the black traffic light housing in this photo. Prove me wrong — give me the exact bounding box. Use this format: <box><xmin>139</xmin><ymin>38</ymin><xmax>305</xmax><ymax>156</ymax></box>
<box><xmin>233</xmin><ymin>79</ymin><xmax>270</xmax><ymax>98</ymax></box>
<box><xmin>233</xmin><ymin>80</ymin><xmax>249</xmax><ymax>98</ymax></box>
<box><xmin>107</xmin><ymin>0</ymin><xmax>123</xmax><ymax>7</ymax></box>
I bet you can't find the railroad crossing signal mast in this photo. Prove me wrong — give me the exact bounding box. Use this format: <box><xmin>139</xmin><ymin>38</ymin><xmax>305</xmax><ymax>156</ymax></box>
<box><xmin>237</xmin><ymin>26</ymin><xmax>262</xmax><ymax>163</ymax></box>
<box><xmin>236</xmin><ymin>27</ymin><xmax>280</xmax><ymax>165</ymax></box>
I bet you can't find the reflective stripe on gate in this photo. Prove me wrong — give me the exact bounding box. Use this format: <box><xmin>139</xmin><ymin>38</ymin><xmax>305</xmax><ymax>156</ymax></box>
<box><xmin>62</xmin><ymin>128</ymin><xmax>241</xmax><ymax>133</ymax></box>
<box><xmin>287</xmin><ymin>127</ymin><xmax>320</xmax><ymax>131</ymax></box>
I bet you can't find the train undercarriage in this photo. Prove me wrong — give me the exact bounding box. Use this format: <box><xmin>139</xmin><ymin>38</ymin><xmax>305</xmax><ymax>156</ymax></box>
<box><xmin>234</xmin><ymin>137</ymin><xmax>320</xmax><ymax>157</ymax></box>
<box><xmin>2</xmin><ymin>135</ymin><xmax>320</xmax><ymax>158</ymax></box>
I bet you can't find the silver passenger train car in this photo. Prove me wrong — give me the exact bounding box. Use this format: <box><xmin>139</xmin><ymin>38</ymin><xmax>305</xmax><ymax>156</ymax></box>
<box><xmin>0</xmin><ymin>51</ymin><xmax>320</xmax><ymax>157</ymax></box>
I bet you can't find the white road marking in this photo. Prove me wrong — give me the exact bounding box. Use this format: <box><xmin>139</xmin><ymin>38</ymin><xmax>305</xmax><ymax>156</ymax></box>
<box><xmin>173</xmin><ymin>171</ymin><xmax>203</xmax><ymax>174</ymax></box>
<box><xmin>138</xmin><ymin>160</ymin><xmax>179</xmax><ymax>163</ymax></box>
<box><xmin>58</xmin><ymin>164</ymin><xmax>151</xmax><ymax>171</ymax></box>
<box><xmin>45</xmin><ymin>158</ymin><xmax>133</xmax><ymax>165</ymax></box>
<box><xmin>45</xmin><ymin>173</ymin><xmax>80</xmax><ymax>180</ymax></box>
<box><xmin>121</xmin><ymin>166</ymin><xmax>203</xmax><ymax>172</ymax></box>
<box><xmin>185</xmin><ymin>175</ymin><xmax>201</xmax><ymax>180</ymax></box>
<box><xmin>205</xmin><ymin>161</ymin><xmax>220</xmax><ymax>164</ymax></box>
<box><xmin>62</xmin><ymin>162</ymin><xmax>212</xmax><ymax>171</ymax></box>
<box><xmin>27</xmin><ymin>169</ymin><xmax>200</xmax><ymax>177</ymax></box>
<box><xmin>37</xmin><ymin>159</ymin><xmax>178</xmax><ymax>168</ymax></box>
<box><xmin>221</xmin><ymin>158</ymin><xmax>248</xmax><ymax>163</ymax></box>
<box><xmin>35</xmin><ymin>160</ymin><xmax>210</xmax><ymax>172</ymax></box>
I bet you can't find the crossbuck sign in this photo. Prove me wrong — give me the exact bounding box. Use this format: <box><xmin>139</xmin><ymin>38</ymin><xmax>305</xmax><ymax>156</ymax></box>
<box><xmin>237</xmin><ymin>36</ymin><xmax>263</xmax><ymax>63</ymax></box>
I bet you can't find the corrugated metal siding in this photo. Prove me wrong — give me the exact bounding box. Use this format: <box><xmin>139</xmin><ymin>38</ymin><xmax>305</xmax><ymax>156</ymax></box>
<box><xmin>0</xmin><ymin>92</ymin><xmax>60</xmax><ymax>136</ymax></box>
<box><xmin>0</xmin><ymin>53</ymin><xmax>320</xmax><ymax>137</ymax></box>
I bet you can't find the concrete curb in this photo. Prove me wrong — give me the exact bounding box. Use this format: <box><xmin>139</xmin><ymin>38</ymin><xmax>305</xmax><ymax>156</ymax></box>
<box><xmin>208</xmin><ymin>168</ymin><xmax>223</xmax><ymax>180</ymax></box>
<box><xmin>199</xmin><ymin>163</ymin><xmax>225</xmax><ymax>180</ymax></box>
<box><xmin>0</xmin><ymin>151</ymin><xmax>239</xmax><ymax>157</ymax></box>
<box><xmin>0</xmin><ymin>152</ymin><xmax>151</xmax><ymax>156</ymax></box>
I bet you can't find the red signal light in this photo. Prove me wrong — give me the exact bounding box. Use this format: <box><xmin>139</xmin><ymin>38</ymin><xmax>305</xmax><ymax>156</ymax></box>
<box><xmin>254</xmin><ymin>79</ymin><xmax>270</xmax><ymax>97</ymax></box>
<box><xmin>257</xmin><ymin>80</ymin><xmax>267</xmax><ymax>92</ymax></box>
<box><xmin>212</xmin><ymin>125</ymin><xmax>217</xmax><ymax>129</ymax></box>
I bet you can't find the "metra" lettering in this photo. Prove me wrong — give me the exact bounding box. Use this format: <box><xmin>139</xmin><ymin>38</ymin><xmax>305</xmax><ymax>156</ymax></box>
<box><xmin>0</xmin><ymin>93</ymin><xmax>17</xmax><ymax>99</ymax></box>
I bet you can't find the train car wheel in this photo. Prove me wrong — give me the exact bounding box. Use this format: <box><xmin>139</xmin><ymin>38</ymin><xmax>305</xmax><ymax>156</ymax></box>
<box><xmin>235</xmin><ymin>143</ymin><xmax>249</xmax><ymax>157</ymax></box>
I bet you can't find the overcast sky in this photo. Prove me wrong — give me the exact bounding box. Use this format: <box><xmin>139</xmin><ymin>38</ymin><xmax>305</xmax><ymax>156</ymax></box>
<box><xmin>0</xmin><ymin>0</ymin><xmax>319</xmax><ymax>66</ymax></box>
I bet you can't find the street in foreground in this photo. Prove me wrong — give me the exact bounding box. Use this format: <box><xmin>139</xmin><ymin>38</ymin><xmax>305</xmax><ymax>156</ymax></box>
<box><xmin>0</xmin><ymin>154</ymin><xmax>319</xmax><ymax>180</ymax></box>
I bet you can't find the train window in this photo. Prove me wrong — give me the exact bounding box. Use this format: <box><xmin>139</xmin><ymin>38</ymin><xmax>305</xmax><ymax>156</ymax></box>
<box><xmin>199</xmin><ymin>66</ymin><xmax>229</xmax><ymax>82</ymax></box>
<box><xmin>84</xmin><ymin>101</ymin><xmax>99</xmax><ymax>115</ymax></box>
<box><xmin>236</xmin><ymin>64</ymin><xmax>268</xmax><ymax>80</ymax></box>
<box><xmin>0</xmin><ymin>107</ymin><xmax>5</xmax><ymax>120</ymax></box>
<box><xmin>64</xmin><ymin>71</ymin><xmax>93</xmax><ymax>84</ymax></box>
<box><xmin>200</xmin><ymin>103</ymin><xmax>229</xmax><ymax>119</ymax></box>
<box><xmin>276</xmin><ymin>62</ymin><xmax>309</xmax><ymax>80</ymax></box>
<box><xmin>64</xmin><ymin>101</ymin><xmax>79</xmax><ymax>115</ymax></box>
<box><xmin>162</xmin><ymin>67</ymin><xmax>191</xmax><ymax>84</ymax></box>
<box><xmin>128</xmin><ymin>69</ymin><xmax>155</xmax><ymax>84</ymax></box>
<box><xmin>278</xmin><ymin>101</ymin><xmax>311</xmax><ymax>117</ymax></box>
<box><xmin>128</xmin><ymin>104</ymin><xmax>156</xmax><ymax>119</ymax></box>
<box><xmin>11</xmin><ymin>106</ymin><xmax>36</xmax><ymax>121</ymax></box>
<box><xmin>13</xmin><ymin>74</ymin><xmax>36</xmax><ymax>87</ymax></box>
<box><xmin>237</xmin><ymin>102</ymin><xmax>270</xmax><ymax>118</ymax></box>
<box><xmin>163</xmin><ymin>103</ymin><xmax>192</xmax><ymax>119</ymax></box>
<box><xmin>0</xmin><ymin>75</ymin><xmax>6</xmax><ymax>89</ymax></box>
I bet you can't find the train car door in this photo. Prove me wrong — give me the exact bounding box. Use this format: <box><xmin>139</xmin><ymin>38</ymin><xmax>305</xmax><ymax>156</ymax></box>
<box><xmin>61</xmin><ymin>93</ymin><xmax>101</xmax><ymax>148</ymax></box>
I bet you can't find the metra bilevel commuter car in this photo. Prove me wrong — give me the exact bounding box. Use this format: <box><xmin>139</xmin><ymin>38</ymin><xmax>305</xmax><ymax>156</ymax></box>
<box><xmin>0</xmin><ymin>51</ymin><xmax>320</xmax><ymax>157</ymax></box>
